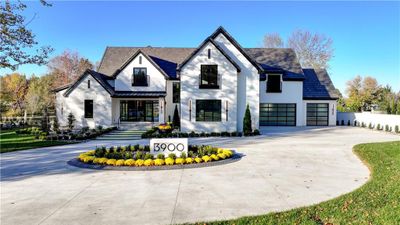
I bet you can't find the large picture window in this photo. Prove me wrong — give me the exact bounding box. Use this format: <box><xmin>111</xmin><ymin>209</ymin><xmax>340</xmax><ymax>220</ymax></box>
<box><xmin>196</xmin><ymin>100</ymin><xmax>221</xmax><ymax>122</ymax></box>
<box><xmin>200</xmin><ymin>65</ymin><xmax>218</xmax><ymax>89</ymax></box>
<box><xmin>266</xmin><ymin>74</ymin><xmax>282</xmax><ymax>93</ymax></box>
<box><xmin>120</xmin><ymin>100</ymin><xmax>159</xmax><ymax>122</ymax></box>
<box><xmin>172</xmin><ymin>82</ymin><xmax>180</xmax><ymax>103</ymax></box>
<box><xmin>84</xmin><ymin>100</ymin><xmax>93</xmax><ymax>118</ymax></box>
<box><xmin>132</xmin><ymin>68</ymin><xmax>148</xmax><ymax>86</ymax></box>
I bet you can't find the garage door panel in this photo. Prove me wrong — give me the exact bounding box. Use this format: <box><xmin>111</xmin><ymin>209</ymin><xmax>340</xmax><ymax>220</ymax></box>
<box><xmin>307</xmin><ymin>103</ymin><xmax>328</xmax><ymax>126</ymax></box>
<box><xmin>260</xmin><ymin>103</ymin><xmax>296</xmax><ymax>126</ymax></box>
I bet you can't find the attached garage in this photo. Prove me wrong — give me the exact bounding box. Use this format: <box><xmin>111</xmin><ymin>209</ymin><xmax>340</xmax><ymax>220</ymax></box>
<box><xmin>260</xmin><ymin>103</ymin><xmax>296</xmax><ymax>126</ymax></box>
<box><xmin>306</xmin><ymin>103</ymin><xmax>328</xmax><ymax>126</ymax></box>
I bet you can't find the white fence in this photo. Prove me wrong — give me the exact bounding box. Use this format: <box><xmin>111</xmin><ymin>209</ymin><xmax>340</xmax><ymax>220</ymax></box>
<box><xmin>337</xmin><ymin>112</ymin><xmax>400</xmax><ymax>133</ymax></box>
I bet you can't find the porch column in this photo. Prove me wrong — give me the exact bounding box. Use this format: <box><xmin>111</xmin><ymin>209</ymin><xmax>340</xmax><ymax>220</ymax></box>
<box><xmin>159</xmin><ymin>97</ymin><xmax>165</xmax><ymax>124</ymax></box>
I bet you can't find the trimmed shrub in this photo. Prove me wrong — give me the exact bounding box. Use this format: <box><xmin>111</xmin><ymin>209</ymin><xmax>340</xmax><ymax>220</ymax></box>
<box><xmin>173</xmin><ymin>105</ymin><xmax>180</xmax><ymax>129</ymax></box>
<box><xmin>135</xmin><ymin>159</ymin><xmax>144</xmax><ymax>166</ymax></box>
<box><xmin>185</xmin><ymin>158</ymin><xmax>193</xmax><ymax>164</ymax></box>
<box><xmin>347</xmin><ymin>120</ymin><xmax>351</xmax><ymax>126</ymax></box>
<box><xmin>144</xmin><ymin>159</ymin><xmax>154</xmax><ymax>166</ymax></box>
<box><xmin>124</xmin><ymin>159</ymin><xmax>135</xmax><ymax>166</ymax></box>
<box><xmin>395</xmin><ymin>125</ymin><xmax>399</xmax><ymax>133</ymax></box>
<box><xmin>385</xmin><ymin>125</ymin><xmax>390</xmax><ymax>132</ymax></box>
<box><xmin>168</xmin><ymin>153</ymin><xmax>177</xmax><ymax>160</ymax></box>
<box><xmin>377</xmin><ymin>124</ymin><xmax>382</xmax><ymax>130</ymax></box>
<box><xmin>194</xmin><ymin>157</ymin><xmax>203</xmax><ymax>163</ymax></box>
<box><xmin>175</xmin><ymin>158</ymin><xmax>185</xmax><ymax>165</ymax></box>
<box><xmin>368</xmin><ymin>123</ymin><xmax>373</xmax><ymax>129</ymax></box>
<box><xmin>202</xmin><ymin>155</ymin><xmax>211</xmax><ymax>162</ymax></box>
<box><xmin>165</xmin><ymin>158</ymin><xmax>174</xmax><ymax>165</ymax></box>
<box><xmin>243</xmin><ymin>104</ymin><xmax>252</xmax><ymax>135</ymax></box>
<box><xmin>341</xmin><ymin>120</ymin><xmax>344</xmax><ymax>126</ymax></box>
<box><xmin>115</xmin><ymin>159</ymin><xmax>125</xmax><ymax>166</ymax></box>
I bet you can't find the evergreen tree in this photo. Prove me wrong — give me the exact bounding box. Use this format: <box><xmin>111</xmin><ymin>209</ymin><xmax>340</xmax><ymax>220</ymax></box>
<box><xmin>243</xmin><ymin>104</ymin><xmax>252</xmax><ymax>135</ymax></box>
<box><xmin>173</xmin><ymin>105</ymin><xmax>180</xmax><ymax>129</ymax></box>
<box><xmin>52</xmin><ymin>116</ymin><xmax>59</xmax><ymax>133</ymax></box>
<box><xmin>67</xmin><ymin>113</ymin><xmax>75</xmax><ymax>131</ymax></box>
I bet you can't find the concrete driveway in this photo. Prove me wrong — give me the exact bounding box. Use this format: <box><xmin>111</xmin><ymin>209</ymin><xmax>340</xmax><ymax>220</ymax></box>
<box><xmin>1</xmin><ymin>127</ymin><xmax>399</xmax><ymax>225</ymax></box>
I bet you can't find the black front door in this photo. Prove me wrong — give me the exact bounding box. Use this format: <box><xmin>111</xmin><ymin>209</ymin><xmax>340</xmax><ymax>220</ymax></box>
<box><xmin>120</xmin><ymin>100</ymin><xmax>159</xmax><ymax>122</ymax></box>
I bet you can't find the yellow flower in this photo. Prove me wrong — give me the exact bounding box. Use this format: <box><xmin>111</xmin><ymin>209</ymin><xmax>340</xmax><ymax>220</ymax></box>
<box><xmin>87</xmin><ymin>150</ymin><xmax>95</xmax><ymax>155</ymax></box>
<box><xmin>202</xmin><ymin>155</ymin><xmax>211</xmax><ymax>162</ymax></box>
<box><xmin>144</xmin><ymin>159</ymin><xmax>154</xmax><ymax>166</ymax></box>
<box><xmin>116</xmin><ymin>159</ymin><xmax>125</xmax><ymax>166</ymax></box>
<box><xmin>165</xmin><ymin>157</ymin><xmax>175</xmax><ymax>165</ymax></box>
<box><xmin>217</xmin><ymin>153</ymin><xmax>226</xmax><ymax>159</ymax></box>
<box><xmin>210</xmin><ymin>154</ymin><xmax>219</xmax><ymax>161</ymax></box>
<box><xmin>185</xmin><ymin>158</ymin><xmax>193</xmax><ymax>164</ymax></box>
<box><xmin>154</xmin><ymin>159</ymin><xmax>165</xmax><ymax>166</ymax></box>
<box><xmin>98</xmin><ymin>158</ymin><xmax>108</xmax><ymax>164</ymax></box>
<box><xmin>124</xmin><ymin>159</ymin><xmax>135</xmax><ymax>166</ymax></box>
<box><xmin>135</xmin><ymin>159</ymin><xmax>144</xmax><ymax>166</ymax></box>
<box><xmin>175</xmin><ymin>158</ymin><xmax>185</xmax><ymax>165</ymax></box>
<box><xmin>194</xmin><ymin>157</ymin><xmax>203</xmax><ymax>163</ymax></box>
<box><xmin>93</xmin><ymin>158</ymin><xmax>101</xmax><ymax>164</ymax></box>
<box><xmin>223</xmin><ymin>149</ymin><xmax>233</xmax><ymax>158</ymax></box>
<box><xmin>83</xmin><ymin>156</ymin><xmax>95</xmax><ymax>163</ymax></box>
<box><xmin>106</xmin><ymin>159</ymin><xmax>116</xmax><ymax>166</ymax></box>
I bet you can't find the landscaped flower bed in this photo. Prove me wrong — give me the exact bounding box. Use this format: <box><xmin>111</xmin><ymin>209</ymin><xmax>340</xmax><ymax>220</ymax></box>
<box><xmin>77</xmin><ymin>145</ymin><xmax>234</xmax><ymax>167</ymax></box>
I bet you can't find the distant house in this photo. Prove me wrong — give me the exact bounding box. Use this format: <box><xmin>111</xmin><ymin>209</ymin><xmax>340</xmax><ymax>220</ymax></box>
<box><xmin>54</xmin><ymin>27</ymin><xmax>339</xmax><ymax>131</ymax></box>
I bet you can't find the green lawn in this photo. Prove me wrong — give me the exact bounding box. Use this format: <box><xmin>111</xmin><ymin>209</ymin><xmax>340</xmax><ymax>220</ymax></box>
<box><xmin>0</xmin><ymin>129</ymin><xmax>73</xmax><ymax>153</ymax></box>
<box><xmin>198</xmin><ymin>141</ymin><xmax>400</xmax><ymax>225</ymax></box>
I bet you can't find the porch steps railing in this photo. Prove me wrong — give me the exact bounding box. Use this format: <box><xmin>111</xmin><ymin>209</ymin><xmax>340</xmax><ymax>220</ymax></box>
<box><xmin>96</xmin><ymin>129</ymin><xmax>146</xmax><ymax>140</ymax></box>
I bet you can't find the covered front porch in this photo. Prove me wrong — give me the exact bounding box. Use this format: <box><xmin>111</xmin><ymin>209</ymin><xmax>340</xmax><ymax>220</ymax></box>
<box><xmin>111</xmin><ymin>92</ymin><xmax>166</xmax><ymax>130</ymax></box>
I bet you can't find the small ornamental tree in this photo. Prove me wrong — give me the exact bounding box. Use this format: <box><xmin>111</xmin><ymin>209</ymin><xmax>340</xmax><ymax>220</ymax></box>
<box><xmin>173</xmin><ymin>105</ymin><xmax>180</xmax><ymax>129</ymax></box>
<box><xmin>41</xmin><ymin>108</ymin><xmax>50</xmax><ymax>133</ymax></box>
<box><xmin>52</xmin><ymin>116</ymin><xmax>60</xmax><ymax>133</ymax></box>
<box><xmin>243</xmin><ymin>104</ymin><xmax>252</xmax><ymax>135</ymax></box>
<box><xmin>67</xmin><ymin>112</ymin><xmax>76</xmax><ymax>131</ymax></box>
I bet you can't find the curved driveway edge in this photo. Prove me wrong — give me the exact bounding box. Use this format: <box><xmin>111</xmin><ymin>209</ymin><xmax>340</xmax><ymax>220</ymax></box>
<box><xmin>1</xmin><ymin>127</ymin><xmax>399</xmax><ymax>225</ymax></box>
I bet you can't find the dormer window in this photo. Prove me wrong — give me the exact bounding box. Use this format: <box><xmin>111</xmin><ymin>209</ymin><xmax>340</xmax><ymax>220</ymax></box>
<box><xmin>266</xmin><ymin>74</ymin><xmax>282</xmax><ymax>93</ymax></box>
<box><xmin>200</xmin><ymin>65</ymin><xmax>219</xmax><ymax>89</ymax></box>
<box><xmin>132</xmin><ymin>68</ymin><xmax>148</xmax><ymax>86</ymax></box>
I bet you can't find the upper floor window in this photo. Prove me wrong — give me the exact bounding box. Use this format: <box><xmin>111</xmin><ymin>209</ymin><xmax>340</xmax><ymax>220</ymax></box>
<box><xmin>207</xmin><ymin>49</ymin><xmax>211</xmax><ymax>59</ymax></box>
<box><xmin>266</xmin><ymin>74</ymin><xmax>282</xmax><ymax>93</ymax></box>
<box><xmin>132</xmin><ymin>68</ymin><xmax>148</xmax><ymax>86</ymax></box>
<box><xmin>200</xmin><ymin>65</ymin><xmax>218</xmax><ymax>89</ymax></box>
<box><xmin>88</xmin><ymin>80</ymin><xmax>91</xmax><ymax>88</ymax></box>
<box><xmin>172</xmin><ymin>82</ymin><xmax>180</xmax><ymax>103</ymax></box>
<box><xmin>84</xmin><ymin>100</ymin><xmax>93</xmax><ymax>118</ymax></box>
<box><xmin>196</xmin><ymin>100</ymin><xmax>221</xmax><ymax>122</ymax></box>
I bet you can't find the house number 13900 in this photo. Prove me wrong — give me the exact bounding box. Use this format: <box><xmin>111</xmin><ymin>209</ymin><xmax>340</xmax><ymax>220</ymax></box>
<box><xmin>153</xmin><ymin>143</ymin><xmax>185</xmax><ymax>152</ymax></box>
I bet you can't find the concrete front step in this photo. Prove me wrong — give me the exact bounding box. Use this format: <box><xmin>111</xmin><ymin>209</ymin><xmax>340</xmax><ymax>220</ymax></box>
<box><xmin>96</xmin><ymin>129</ymin><xmax>145</xmax><ymax>140</ymax></box>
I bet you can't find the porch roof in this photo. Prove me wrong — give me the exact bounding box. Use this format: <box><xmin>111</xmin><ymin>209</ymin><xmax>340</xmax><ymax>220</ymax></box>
<box><xmin>112</xmin><ymin>91</ymin><xmax>166</xmax><ymax>98</ymax></box>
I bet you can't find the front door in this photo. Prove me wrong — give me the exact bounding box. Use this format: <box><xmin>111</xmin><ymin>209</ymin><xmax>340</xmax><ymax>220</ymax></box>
<box><xmin>120</xmin><ymin>100</ymin><xmax>159</xmax><ymax>122</ymax></box>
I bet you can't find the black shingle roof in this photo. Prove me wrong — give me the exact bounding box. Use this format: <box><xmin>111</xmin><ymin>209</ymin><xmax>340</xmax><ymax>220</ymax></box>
<box><xmin>98</xmin><ymin>47</ymin><xmax>305</xmax><ymax>80</ymax></box>
<box><xmin>303</xmin><ymin>68</ymin><xmax>339</xmax><ymax>100</ymax></box>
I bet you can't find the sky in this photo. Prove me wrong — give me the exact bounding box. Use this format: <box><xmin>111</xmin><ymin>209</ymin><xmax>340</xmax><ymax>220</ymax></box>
<box><xmin>1</xmin><ymin>1</ymin><xmax>399</xmax><ymax>95</ymax></box>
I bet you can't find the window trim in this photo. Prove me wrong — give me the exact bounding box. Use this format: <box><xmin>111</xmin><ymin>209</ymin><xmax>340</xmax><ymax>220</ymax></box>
<box><xmin>132</xmin><ymin>67</ymin><xmax>148</xmax><ymax>86</ymax></box>
<box><xmin>266</xmin><ymin>74</ymin><xmax>282</xmax><ymax>93</ymax></box>
<box><xmin>195</xmin><ymin>99</ymin><xmax>222</xmax><ymax>122</ymax></box>
<box><xmin>84</xmin><ymin>100</ymin><xmax>94</xmax><ymax>119</ymax></box>
<box><xmin>200</xmin><ymin>65</ymin><xmax>219</xmax><ymax>89</ymax></box>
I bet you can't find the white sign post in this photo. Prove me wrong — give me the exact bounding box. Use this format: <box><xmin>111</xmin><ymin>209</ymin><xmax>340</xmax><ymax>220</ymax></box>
<box><xmin>150</xmin><ymin>138</ymin><xmax>188</xmax><ymax>157</ymax></box>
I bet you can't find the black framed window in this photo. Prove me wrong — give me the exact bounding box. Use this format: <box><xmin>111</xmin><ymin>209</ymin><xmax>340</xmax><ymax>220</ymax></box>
<box><xmin>120</xmin><ymin>100</ymin><xmax>159</xmax><ymax>122</ymax></box>
<box><xmin>84</xmin><ymin>100</ymin><xmax>93</xmax><ymax>118</ymax></box>
<box><xmin>88</xmin><ymin>80</ymin><xmax>91</xmax><ymax>88</ymax></box>
<box><xmin>307</xmin><ymin>103</ymin><xmax>328</xmax><ymax>126</ymax></box>
<box><xmin>267</xmin><ymin>74</ymin><xmax>282</xmax><ymax>93</ymax></box>
<box><xmin>200</xmin><ymin>65</ymin><xmax>218</xmax><ymax>89</ymax></box>
<box><xmin>132</xmin><ymin>68</ymin><xmax>148</xmax><ymax>86</ymax></box>
<box><xmin>260</xmin><ymin>103</ymin><xmax>296</xmax><ymax>126</ymax></box>
<box><xmin>172</xmin><ymin>82</ymin><xmax>180</xmax><ymax>103</ymax></box>
<box><xmin>196</xmin><ymin>100</ymin><xmax>221</xmax><ymax>122</ymax></box>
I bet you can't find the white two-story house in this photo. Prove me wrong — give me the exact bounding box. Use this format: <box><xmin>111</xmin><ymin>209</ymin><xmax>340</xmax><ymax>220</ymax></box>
<box><xmin>54</xmin><ymin>27</ymin><xmax>339</xmax><ymax>132</ymax></box>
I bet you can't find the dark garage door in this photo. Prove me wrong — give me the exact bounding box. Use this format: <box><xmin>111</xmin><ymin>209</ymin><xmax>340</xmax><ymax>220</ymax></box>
<box><xmin>260</xmin><ymin>103</ymin><xmax>296</xmax><ymax>126</ymax></box>
<box><xmin>307</xmin><ymin>103</ymin><xmax>329</xmax><ymax>126</ymax></box>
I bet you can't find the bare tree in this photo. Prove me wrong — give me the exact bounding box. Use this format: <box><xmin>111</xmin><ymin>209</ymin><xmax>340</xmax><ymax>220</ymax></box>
<box><xmin>0</xmin><ymin>0</ymin><xmax>53</xmax><ymax>70</ymax></box>
<box><xmin>48</xmin><ymin>50</ymin><xmax>93</xmax><ymax>88</ymax></box>
<box><xmin>287</xmin><ymin>30</ymin><xmax>333</xmax><ymax>69</ymax></box>
<box><xmin>263</xmin><ymin>33</ymin><xmax>284</xmax><ymax>48</ymax></box>
<box><xmin>263</xmin><ymin>30</ymin><xmax>334</xmax><ymax>69</ymax></box>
